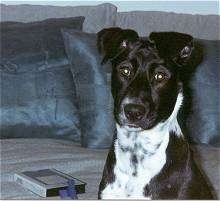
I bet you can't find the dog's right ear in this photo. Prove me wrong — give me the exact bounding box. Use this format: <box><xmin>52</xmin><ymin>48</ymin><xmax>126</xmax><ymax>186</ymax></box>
<box><xmin>97</xmin><ymin>27</ymin><xmax>139</xmax><ymax>64</ymax></box>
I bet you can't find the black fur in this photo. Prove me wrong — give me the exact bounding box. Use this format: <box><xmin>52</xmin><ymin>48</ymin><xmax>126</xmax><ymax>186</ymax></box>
<box><xmin>97</xmin><ymin>28</ymin><xmax>214</xmax><ymax>199</ymax></box>
<box><xmin>98</xmin><ymin>133</ymin><xmax>117</xmax><ymax>199</ymax></box>
<box><xmin>144</xmin><ymin>132</ymin><xmax>214</xmax><ymax>199</ymax></box>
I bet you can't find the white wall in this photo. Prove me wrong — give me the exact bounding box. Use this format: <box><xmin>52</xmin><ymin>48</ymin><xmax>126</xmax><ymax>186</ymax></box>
<box><xmin>2</xmin><ymin>1</ymin><xmax>219</xmax><ymax>15</ymax></box>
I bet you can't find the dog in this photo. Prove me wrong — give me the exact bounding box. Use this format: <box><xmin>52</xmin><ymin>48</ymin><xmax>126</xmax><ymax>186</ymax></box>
<box><xmin>97</xmin><ymin>28</ymin><xmax>214</xmax><ymax>199</ymax></box>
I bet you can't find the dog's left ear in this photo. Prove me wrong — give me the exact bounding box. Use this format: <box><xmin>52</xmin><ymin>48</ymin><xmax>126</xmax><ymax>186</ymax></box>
<box><xmin>149</xmin><ymin>32</ymin><xmax>195</xmax><ymax>66</ymax></box>
<box><xmin>97</xmin><ymin>27</ymin><xmax>139</xmax><ymax>64</ymax></box>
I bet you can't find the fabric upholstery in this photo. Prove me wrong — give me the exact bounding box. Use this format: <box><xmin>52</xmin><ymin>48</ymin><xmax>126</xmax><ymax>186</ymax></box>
<box><xmin>0</xmin><ymin>138</ymin><xmax>108</xmax><ymax>199</ymax></box>
<box><xmin>62</xmin><ymin>29</ymin><xmax>115</xmax><ymax>148</ymax></box>
<box><xmin>1</xmin><ymin>17</ymin><xmax>84</xmax><ymax>61</ymax></box>
<box><xmin>0</xmin><ymin>17</ymin><xmax>84</xmax><ymax>140</ymax></box>
<box><xmin>185</xmin><ymin>39</ymin><xmax>220</xmax><ymax>146</ymax></box>
<box><xmin>0</xmin><ymin>3</ymin><xmax>117</xmax><ymax>33</ymax></box>
<box><xmin>116</xmin><ymin>11</ymin><xmax>220</xmax><ymax>40</ymax></box>
<box><xmin>0</xmin><ymin>138</ymin><xmax>219</xmax><ymax>199</ymax></box>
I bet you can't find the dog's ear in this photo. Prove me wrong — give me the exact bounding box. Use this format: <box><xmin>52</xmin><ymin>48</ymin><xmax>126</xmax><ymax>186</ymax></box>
<box><xmin>149</xmin><ymin>32</ymin><xmax>195</xmax><ymax>66</ymax></box>
<box><xmin>97</xmin><ymin>27</ymin><xmax>139</xmax><ymax>64</ymax></box>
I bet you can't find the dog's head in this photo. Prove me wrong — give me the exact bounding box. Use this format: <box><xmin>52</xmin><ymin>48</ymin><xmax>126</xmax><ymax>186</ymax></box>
<box><xmin>98</xmin><ymin>28</ymin><xmax>202</xmax><ymax>131</ymax></box>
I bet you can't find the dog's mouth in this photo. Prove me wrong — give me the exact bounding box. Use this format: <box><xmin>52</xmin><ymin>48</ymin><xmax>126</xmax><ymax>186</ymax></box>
<box><xmin>124</xmin><ymin>124</ymin><xmax>144</xmax><ymax>132</ymax></box>
<box><xmin>117</xmin><ymin>112</ymin><xmax>157</xmax><ymax>131</ymax></box>
<box><xmin>127</xmin><ymin>123</ymin><xmax>139</xmax><ymax>128</ymax></box>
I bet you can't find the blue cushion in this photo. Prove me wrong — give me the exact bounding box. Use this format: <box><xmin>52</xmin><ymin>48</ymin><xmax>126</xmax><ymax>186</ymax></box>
<box><xmin>185</xmin><ymin>39</ymin><xmax>220</xmax><ymax>147</ymax></box>
<box><xmin>62</xmin><ymin>29</ymin><xmax>115</xmax><ymax>148</ymax></box>
<box><xmin>0</xmin><ymin>17</ymin><xmax>85</xmax><ymax>141</ymax></box>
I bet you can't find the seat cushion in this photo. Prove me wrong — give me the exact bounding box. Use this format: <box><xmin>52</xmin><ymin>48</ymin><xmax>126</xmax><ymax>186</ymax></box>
<box><xmin>0</xmin><ymin>138</ymin><xmax>219</xmax><ymax>199</ymax></box>
<box><xmin>0</xmin><ymin>138</ymin><xmax>108</xmax><ymax>199</ymax></box>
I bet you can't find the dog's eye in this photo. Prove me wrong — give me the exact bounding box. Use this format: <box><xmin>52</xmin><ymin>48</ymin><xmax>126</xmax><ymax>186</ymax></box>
<box><xmin>119</xmin><ymin>66</ymin><xmax>131</xmax><ymax>77</ymax></box>
<box><xmin>154</xmin><ymin>73</ymin><xmax>165</xmax><ymax>81</ymax></box>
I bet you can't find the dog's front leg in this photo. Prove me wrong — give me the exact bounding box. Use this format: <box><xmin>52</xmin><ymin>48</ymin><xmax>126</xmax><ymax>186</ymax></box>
<box><xmin>101</xmin><ymin>183</ymin><xmax>127</xmax><ymax>199</ymax></box>
<box><xmin>98</xmin><ymin>144</ymin><xmax>117</xmax><ymax>199</ymax></box>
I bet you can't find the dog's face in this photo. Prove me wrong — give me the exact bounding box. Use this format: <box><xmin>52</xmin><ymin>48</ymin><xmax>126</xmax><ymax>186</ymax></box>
<box><xmin>98</xmin><ymin>28</ymin><xmax>200</xmax><ymax>130</ymax></box>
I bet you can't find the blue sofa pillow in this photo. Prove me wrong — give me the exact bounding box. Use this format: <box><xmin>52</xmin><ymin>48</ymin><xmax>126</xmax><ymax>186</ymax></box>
<box><xmin>184</xmin><ymin>39</ymin><xmax>220</xmax><ymax>147</ymax></box>
<box><xmin>0</xmin><ymin>17</ymin><xmax>85</xmax><ymax>141</ymax></box>
<box><xmin>62</xmin><ymin>29</ymin><xmax>115</xmax><ymax>148</ymax></box>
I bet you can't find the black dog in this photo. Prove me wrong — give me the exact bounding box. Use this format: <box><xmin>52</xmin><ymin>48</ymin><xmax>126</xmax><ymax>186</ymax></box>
<box><xmin>97</xmin><ymin>28</ymin><xmax>214</xmax><ymax>199</ymax></box>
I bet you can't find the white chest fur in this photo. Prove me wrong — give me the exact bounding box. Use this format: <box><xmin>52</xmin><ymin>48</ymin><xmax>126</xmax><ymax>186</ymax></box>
<box><xmin>101</xmin><ymin>124</ymin><xmax>170</xmax><ymax>199</ymax></box>
<box><xmin>101</xmin><ymin>93</ymin><xmax>183</xmax><ymax>199</ymax></box>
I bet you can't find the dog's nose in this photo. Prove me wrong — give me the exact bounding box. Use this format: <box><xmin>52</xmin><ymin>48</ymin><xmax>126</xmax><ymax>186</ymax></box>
<box><xmin>124</xmin><ymin>104</ymin><xmax>146</xmax><ymax>122</ymax></box>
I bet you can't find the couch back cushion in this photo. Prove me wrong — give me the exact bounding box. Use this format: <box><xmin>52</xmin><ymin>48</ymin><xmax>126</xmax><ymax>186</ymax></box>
<box><xmin>1</xmin><ymin>3</ymin><xmax>117</xmax><ymax>33</ymax></box>
<box><xmin>0</xmin><ymin>17</ymin><xmax>84</xmax><ymax>140</ymax></box>
<box><xmin>116</xmin><ymin>11</ymin><xmax>220</xmax><ymax>40</ymax></box>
